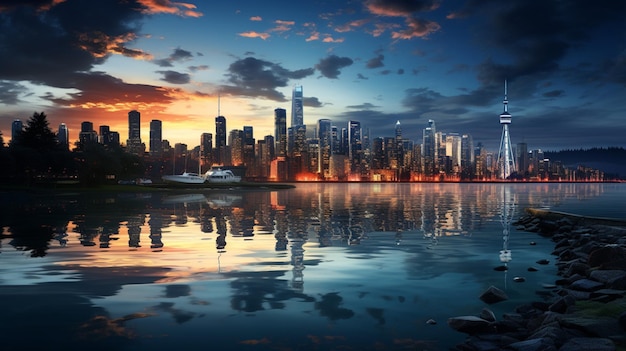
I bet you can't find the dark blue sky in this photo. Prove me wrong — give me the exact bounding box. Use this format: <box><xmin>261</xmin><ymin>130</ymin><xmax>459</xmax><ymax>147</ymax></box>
<box><xmin>0</xmin><ymin>0</ymin><xmax>624</xmax><ymax>151</ymax></box>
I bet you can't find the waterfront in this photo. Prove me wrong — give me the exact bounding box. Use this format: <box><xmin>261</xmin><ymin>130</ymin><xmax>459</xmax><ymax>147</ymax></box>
<box><xmin>1</xmin><ymin>183</ymin><xmax>624</xmax><ymax>350</ymax></box>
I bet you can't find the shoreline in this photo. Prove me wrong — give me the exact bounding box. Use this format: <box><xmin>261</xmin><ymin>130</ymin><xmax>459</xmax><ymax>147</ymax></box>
<box><xmin>449</xmin><ymin>208</ymin><xmax>626</xmax><ymax>350</ymax></box>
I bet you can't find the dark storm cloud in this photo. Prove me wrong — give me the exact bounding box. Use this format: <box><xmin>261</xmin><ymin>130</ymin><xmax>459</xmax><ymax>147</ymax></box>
<box><xmin>154</xmin><ymin>47</ymin><xmax>194</xmax><ymax>67</ymax></box>
<box><xmin>221</xmin><ymin>57</ymin><xmax>315</xmax><ymax>101</ymax></box>
<box><xmin>315</xmin><ymin>55</ymin><xmax>354</xmax><ymax>79</ymax></box>
<box><xmin>0</xmin><ymin>0</ymin><xmax>147</xmax><ymax>87</ymax></box>
<box><xmin>366</xmin><ymin>54</ymin><xmax>385</xmax><ymax>69</ymax></box>
<box><xmin>45</xmin><ymin>72</ymin><xmax>178</xmax><ymax>107</ymax></box>
<box><xmin>157</xmin><ymin>70</ymin><xmax>191</xmax><ymax>84</ymax></box>
<box><xmin>543</xmin><ymin>90</ymin><xmax>564</xmax><ymax>98</ymax></box>
<box><xmin>450</xmin><ymin>0</ymin><xmax>626</xmax><ymax>86</ymax></box>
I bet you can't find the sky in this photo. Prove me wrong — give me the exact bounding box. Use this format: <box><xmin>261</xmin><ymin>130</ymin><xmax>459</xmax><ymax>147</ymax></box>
<box><xmin>0</xmin><ymin>0</ymin><xmax>624</xmax><ymax>152</ymax></box>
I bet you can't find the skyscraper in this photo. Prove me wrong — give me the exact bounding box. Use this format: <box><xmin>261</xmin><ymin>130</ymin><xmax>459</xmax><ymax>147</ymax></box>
<box><xmin>200</xmin><ymin>132</ymin><xmax>213</xmax><ymax>169</ymax></box>
<box><xmin>149</xmin><ymin>119</ymin><xmax>162</xmax><ymax>157</ymax></box>
<box><xmin>79</xmin><ymin>121</ymin><xmax>97</xmax><ymax>145</ymax></box>
<box><xmin>317</xmin><ymin>119</ymin><xmax>332</xmax><ymax>178</ymax></box>
<box><xmin>497</xmin><ymin>81</ymin><xmax>516</xmax><ymax>179</ymax></box>
<box><xmin>57</xmin><ymin>123</ymin><xmax>69</xmax><ymax>149</ymax></box>
<box><xmin>215</xmin><ymin>115</ymin><xmax>226</xmax><ymax>165</ymax></box>
<box><xmin>127</xmin><ymin>110</ymin><xmax>143</xmax><ymax>155</ymax></box>
<box><xmin>274</xmin><ymin>108</ymin><xmax>287</xmax><ymax>157</ymax></box>
<box><xmin>348</xmin><ymin>120</ymin><xmax>362</xmax><ymax>175</ymax></box>
<box><xmin>422</xmin><ymin>119</ymin><xmax>437</xmax><ymax>176</ymax></box>
<box><xmin>291</xmin><ymin>85</ymin><xmax>303</xmax><ymax>127</ymax></box>
<box><xmin>11</xmin><ymin>119</ymin><xmax>22</xmax><ymax>142</ymax></box>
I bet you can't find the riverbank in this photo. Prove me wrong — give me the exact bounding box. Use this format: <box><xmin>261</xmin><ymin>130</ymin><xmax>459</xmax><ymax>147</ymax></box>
<box><xmin>448</xmin><ymin>209</ymin><xmax>626</xmax><ymax>350</ymax></box>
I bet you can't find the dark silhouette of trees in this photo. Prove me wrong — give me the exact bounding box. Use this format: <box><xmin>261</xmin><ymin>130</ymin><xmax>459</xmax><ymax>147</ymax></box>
<box><xmin>75</xmin><ymin>142</ymin><xmax>144</xmax><ymax>186</ymax></box>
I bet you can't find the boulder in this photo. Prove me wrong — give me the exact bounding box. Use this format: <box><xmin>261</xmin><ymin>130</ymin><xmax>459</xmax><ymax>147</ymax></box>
<box><xmin>559</xmin><ymin>337</ymin><xmax>615</xmax><ymax>351</ymax></box>
<box><xmin>568</xmin><ymin>278</ymin><xmax>604</xmax><ymax>292</ymax></box>
<box><xmin>588</xmin><ymin>246</ymin><xmax>626</xmax><ymax>268</ymax></box>
<box><xmin>480</xmin><ymin>308</ymin><xmax>497</xmax><ymax>322</ymax></box>
<box><xmin>589</xmin><ymin>270</ymin><xmax>626</xmax><ymax>290</ymax></box>
<box><xmin>447</xmin><ymin>316</ymin><xmax>494</xmax><ymax>334</ymax></box>
<box><xmin>507</xmin><ymin>337</ymin><xmax>557</xmax><ymax>351</ymax></box>
<box><xmin>479</xmin><ymin>285</ymin><xmax>509</xmax><ymax>304</ymax></box>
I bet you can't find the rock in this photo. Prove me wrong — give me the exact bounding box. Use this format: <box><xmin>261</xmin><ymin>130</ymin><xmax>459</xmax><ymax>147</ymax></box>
<box><xmin>568</xmin><ymin>278</ymin><xmax>604</xmax><ymax>292</ymax></box>
<box><xmin>536</xmin><ymin>259</ymin><xmax>550</xmax><ymax>265</ymax></box>
<box><xmin>425</xmin><ymin>318</ymin><xmax>437</xmax><ymax>325</ymax></box>
<box><xmin>529</xmin><ymin>241</ymin><xmax>537</xmax><ymax>245</ymax></box>
<box><xmin>494</xmin><ymin>265</ymin><xmax>508</xmax><ymax>271</ymax></box>
<box><xmin>479</xmin><ymin>285</ymin><xmax>509</xmax><ymax>304</ymax></box>
<box><xmin>480</xmin><ymin>308</ymin><xmax>497</xmax><ymax>322</ymax></box>
<box><xmin>528</xmin><ymin>267</ymin><xmax>539</xmax><ymax>272</ymax></box>
<box><xmin>447</xmin><ymin>316</ymin><xmax>494</xmax><ymax>334</ymax></box>
<box><xmin>589</xmin><ymin>269</ymin><xmax>626</xmax><ymax>290</ymax></box>
<box><xmin>514</xmin><ymin>276</ymin><xmax>526</xmax><ymax>282</ymax></box>
<box><xmin>588</xmin><ymin>245</ymin><xmax>626</xmax><ymax>268</ymax></box>
<box><xmin>559</xmin><ymin>337</ymin><xmax>615</xmax><ymax>351</ymax></box>
<box><xmin>548</xmin><ymin>295</ymin><xmax>575</xmax><ymax>313</ymax></box>
<box><xmin>559</xmin><ymin>316</ymin><xmax>623</xmax><ymax>339</ymax></box>
<box><xmin>507</xmin><ymin>337</ymin><xmax>557</xmax><ymax>351</ymax></box>
<box><xmin>619</xmin><ymin>311</ymin><xmax>626</xmax><ymax>331</ymax></box>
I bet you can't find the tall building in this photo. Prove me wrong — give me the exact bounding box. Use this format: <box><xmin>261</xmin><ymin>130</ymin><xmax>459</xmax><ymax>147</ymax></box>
<box><xmin>229</xmin><ymin>129</ymin><xmax>243</xmax><ymax>166</ymax></box>
<box><xmin>348</xmin><ymin>120</ymin><xmax>362</xmax><ymax>175</ymax></box>
<box><xmin>149</xmin><ymin>120</ymin><xmax>162</xmax><ymax>157</ymax></box>
<box><xmin>461</xmin><ymin>134</ymin><xmax>474</xmax><ymax>176</ymax></box>
<box><xmin>291</xmin><ymin>85</ymin><xmax>303</xmax><ymax>127</ymax></box>
<box><xmin>497</xmin><ymin>80</ymin><xmax>516</xmax><ymax>179</ymax></box>
<box><xmin>11</xmin><ymin>119</ymin><xmax>22</xmax><ymax>142</ymax></box>
<box><xmin>200</xmin><ymin>133</ymin><xmax>213</xmax><ymax>169</ymax></box>
<box><xmin>516</xmin><ymin>142</ymin><xmax>528</xmax><ymax>176</ymax></box>
<box><xmin>127</xmin><ymin>110</ymin><xmax>143</xmax><ymax>155</ymax></box>
<box><xmin>215</xmin><ymin>115</ymin><xmax>226</xmax><ymax>165</ymax></box>
<box><xmin>57</xmin><ymin>123</ymin><xmax>69</xmax><ymax>149</ymax></box>
<box><xmin>317</xmin><ymin>119</ymin><xmax>332</xmax><ymax>178</ymax></box>
<box><xmin>422</xmin><ymin>119</ymin><xmax>437</xmax><ymax>176</ymax></box>
<box><xmin>393</xmin><ymin>120</ymin><xmax>403</xmax><ymax>169</ymax></box>
<box><xmin>274</xmin><ymin>108</ymin><xmax>287</xmax><ymax>157</ymax></box>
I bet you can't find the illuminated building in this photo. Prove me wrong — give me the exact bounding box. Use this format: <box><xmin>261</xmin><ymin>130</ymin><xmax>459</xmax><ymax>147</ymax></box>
<box><xmin>274</xmin><ymin>108</ymin><xmax>287</xmax><ymax>157</ymax></box>
<box><xmin>215</xmin><ymin>115</ymin><xmax>226</xmax><ymax>165</ymax></box>
<box><xmin>291</xmin><ymin>85</ymin><xmax>303</xmax><ymax>127</ymax></box>
<box><xmin>127</xmin><ymin>110</ymin><xmax>144</xmax><ymax>155</ymax></box>
<box><xmin>57</xmin><ymin>123</ymin><xmax>69</xmax><ymax>149</ymax></box>
<box><xmin>149</xmin><ymin>120</ymin><xmax>162</xmax><ymax>157</ymax></box>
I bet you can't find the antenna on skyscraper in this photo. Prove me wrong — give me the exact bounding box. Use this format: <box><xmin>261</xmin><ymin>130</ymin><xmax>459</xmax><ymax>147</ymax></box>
<box><xmin>217</xmin><ymin>91</ymin><xmax>221</xmax><ymax>116</ymax></box>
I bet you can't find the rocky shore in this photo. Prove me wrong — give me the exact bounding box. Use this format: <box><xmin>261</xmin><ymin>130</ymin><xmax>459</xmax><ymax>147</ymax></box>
<box><xmin>448</xmin><ymin>208</ymin><xmax>626</xmax><ymax>351</ymax></box>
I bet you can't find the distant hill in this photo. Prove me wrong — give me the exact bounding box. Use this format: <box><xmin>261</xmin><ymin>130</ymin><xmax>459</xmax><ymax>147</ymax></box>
<box><xmin>543</xmin><ymin>147</ymin><xmax>626</xmax><ymax>179</ymax></box>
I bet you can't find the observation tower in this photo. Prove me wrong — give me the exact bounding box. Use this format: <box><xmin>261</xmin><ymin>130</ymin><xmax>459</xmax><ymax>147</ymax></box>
<box><xmin>497</xmin><ymin>80</ymin><xmax>516</xmax><ymax>179</ymax></box>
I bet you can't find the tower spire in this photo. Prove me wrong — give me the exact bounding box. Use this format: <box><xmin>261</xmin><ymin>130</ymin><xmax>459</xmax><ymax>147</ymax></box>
<box><xmin>497</xmin><ymin>80</ymin><xmax>516</xmax><ymax>179</ymax></box>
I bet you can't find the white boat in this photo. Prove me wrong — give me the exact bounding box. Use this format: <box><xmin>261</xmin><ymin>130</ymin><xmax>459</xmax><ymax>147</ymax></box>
<box><xmin>162</xmin><ymin>172</ymin><xmax>207</xmax><ymax>184</ymax></box>
<box><xmin>206</xmin><ymin>168</ymin><xmax>241</xmax><ymax>183</ymax></box>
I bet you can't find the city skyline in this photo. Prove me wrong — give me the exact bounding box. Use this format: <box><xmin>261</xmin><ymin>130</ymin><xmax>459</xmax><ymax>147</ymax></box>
<box><xmin>0</xmin><ymin>0</ymin><xmax>624</xmax><ymax>151</ymax></box>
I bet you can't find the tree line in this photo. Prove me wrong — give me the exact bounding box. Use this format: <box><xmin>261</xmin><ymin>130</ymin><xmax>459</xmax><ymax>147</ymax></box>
<box><xmin>0</xmin><ymin>112</ymin><xmax>143</xmax><ymax>186</ymax></box>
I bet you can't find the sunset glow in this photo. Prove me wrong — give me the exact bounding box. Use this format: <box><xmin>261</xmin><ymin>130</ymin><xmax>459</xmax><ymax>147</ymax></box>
<box><xmin>0</xmin><ymin>0</ymin><xmax>624</xmax><ymax>152</ymax></box>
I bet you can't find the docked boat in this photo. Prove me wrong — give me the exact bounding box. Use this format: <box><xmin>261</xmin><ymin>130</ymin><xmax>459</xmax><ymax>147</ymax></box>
<box><xmin>206</xmin><ymin>168</ymin><xmax>241</xmax><ymax>183</ymax></box>
<box><xmin>162</xmin><ymin>172</ymin><xmax>207</xmax><ymax>184</ymax></box>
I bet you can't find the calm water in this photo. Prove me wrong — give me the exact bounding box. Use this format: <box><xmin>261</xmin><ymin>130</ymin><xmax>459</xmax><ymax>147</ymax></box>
<box><xmin>1</xmin><ymin>183</ymin><xmax>624</xmax><ymax>351</ymax></box>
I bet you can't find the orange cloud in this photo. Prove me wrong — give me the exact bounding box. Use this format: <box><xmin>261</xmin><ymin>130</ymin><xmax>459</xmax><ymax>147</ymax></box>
<box><xmin>323</xmin><ymin>35</ymin><xmax>345</xmax><ymax>43</ymax></box>
<box><xmin>334</xmin><ymin>19</ymin><xmax>370</xmax><ymax>33</ymax></box>
<box><xmin>137</xmin><ymin>0</ymin><xmax>203</xmax><ymax>17</ymax></box>
<box><xmin>250</xmin><ymin>16</ymin><xmax>262</xmax><ymax>21</ymax></box>
<box><xmin>391</xmin><ymin>17</ymin><xmax>440</xmax><ymax>39</ymax></box>
<box><xmin>77</xmin><ymin>31</ymin><xmax>153</xmax><ymax>60</ymax></box>
<box><xmin>238</xmin><ymin>31</ymin><xmax>270</xmax><ymax>40</ymax></box>
<box><xmin>270</xmin><ymin>20</ymin><xmax>295</xmax><ymax>33</ymax></box>
<box><xmin>306</xmin><ymin>31</ymin><xmax>320</xmax><ymax>42</ymax></box>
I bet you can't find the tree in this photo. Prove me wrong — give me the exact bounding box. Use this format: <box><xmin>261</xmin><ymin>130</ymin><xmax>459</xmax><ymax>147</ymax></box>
<box><xmin>0</xmin><ymin>130</ymin><xmax>4</xmax><ymax>147</ymax></box>
<box><xmin>15</xmin><ymin>112</ymin><xmax>58</xmax><ymax>150</ymax></box>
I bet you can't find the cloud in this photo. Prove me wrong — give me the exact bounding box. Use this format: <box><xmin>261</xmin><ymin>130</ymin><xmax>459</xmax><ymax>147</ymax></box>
<box><xmin>347</xmin><ymin>102</ymin><xmax>379</xmax><ymax>109</ymax></box>
<box><xmin>188</xmin><ymin>65</ymin><xmax>209</xmax><ymax>72</ymax></box>
<box><xmin>303</xmin><ymin>97</ymin><xmax>322</xmax><ymax>108</ymax></box>
<box><xmin>250</xmin><ymin>16</ymin><xmax>262</xmax><ymax>21</ymax></box>
<box><xmin>391</xmin><ymin>16</ymin><xmax>440</xmax><ymax>39</ymax></box>
<box><xmin>0</xmin><ymin>81</ymin><xmax>27</xmax><ymax>104</ymax></box>
<box><xmin>270</xmin><ymin>19</ymin><xmax>295</xmax><ymax>33</ymax></box>
<box><xmin>0</xmin><ymin>0</ymin><xmax>149</xmax><ymax>87</ymax></box>
<box><xmin>365</xmin><ymin>0</ymin><xmax>440</xmax><ymax>17</ymax></box>
<box><xmin>315</xmin><ymin>55</ymin><xmax>354</xmax><ymax>79</ymax></box>
<box><xmin>154</xmin><ymin>47</ymin><xmax>193</xmax><ymax>67</ymax></box>
<box><xmin>136</xmin><ymin>0</ymin><xmax>202</xmax><ymax>17</ymax></box>
<box><xmin>157</xmin><ymin>70</ymin><xmax>191</xmax><ymax>84</ymax></box>
<box><xmin>221</xmin><ymin>57</ymin><xmax>315</xmax><ymax>101</ymax></box>
<box><xmin>238</xmin><ymin>31</ymin><xmax>270</xmax><ymax>40</ymax></box>
<box><xmin>366</xmin><ymin>54</ymin><xmax>385</xmax><ymax>69</ymax></box>
<box><xmin>322</xmin><ymin>35</ymin><xmax>344</xmax><ymax>43</ymax></box>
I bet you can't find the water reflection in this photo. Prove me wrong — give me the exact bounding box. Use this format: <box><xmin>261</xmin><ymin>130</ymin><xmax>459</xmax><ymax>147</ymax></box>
<box><xmin>0</xmin><ymin>183</ymin><xmax>623</xmax><ymax>350</ymax></box>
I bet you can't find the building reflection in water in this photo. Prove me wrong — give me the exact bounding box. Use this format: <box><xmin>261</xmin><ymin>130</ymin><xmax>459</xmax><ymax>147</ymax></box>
<box><xmin>6</xmin><ymin>183</ymin><xmax>613</xmax><ymax>290</ymax></box>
